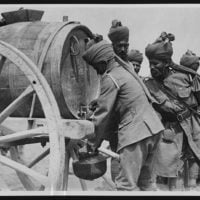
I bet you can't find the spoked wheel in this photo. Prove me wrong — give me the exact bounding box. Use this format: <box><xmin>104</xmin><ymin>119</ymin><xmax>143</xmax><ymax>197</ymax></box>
<box><xmin>0</xmin><ymin>40</ymin><xmax>66</xmax><ymax>191</ymax></box>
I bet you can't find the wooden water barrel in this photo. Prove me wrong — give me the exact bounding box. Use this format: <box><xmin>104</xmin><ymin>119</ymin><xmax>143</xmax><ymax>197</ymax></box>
<box><xmin>0</xmin><ymin>21</ymin><xmax>99</xmax><ymax>119</ymax></box>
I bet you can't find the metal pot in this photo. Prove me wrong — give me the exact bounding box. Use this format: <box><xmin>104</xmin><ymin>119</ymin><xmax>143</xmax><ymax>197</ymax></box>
<box><xmin>72</xmin><ymin>153</ymin><xmax>107</xmax><ymax>180</ymax></box>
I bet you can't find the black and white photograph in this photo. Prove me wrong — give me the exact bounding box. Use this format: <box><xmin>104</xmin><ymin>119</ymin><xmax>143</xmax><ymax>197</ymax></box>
<box><xmin>0</xmin><ymin>4</ymin><xmax>199</xmax><ymax>196</ymax></box>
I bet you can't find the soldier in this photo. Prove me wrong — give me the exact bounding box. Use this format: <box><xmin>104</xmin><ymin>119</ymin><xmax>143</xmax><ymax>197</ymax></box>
<box><xmin>180</xmin><ymin>50</ymin><xmax>200</xmax><ymax>105</ymax></box>
<box><xmin>108</xmin><ymin>19</ymin><xmax>129</xmax><ymax>62</ymax></box>
<box><xmin>82</xmin><ymin>39</ymin><xmax>164</xmax><ymax>191</ymax></box>
<box><xmin>107</xmin><ymin>19</ymin><xmax>130</xmax><ymax>182</ymax></box>
<box><xmin>144</xmin><ymin>32</ymin><xmax>200</xmax><ymax>191</ymax></box>
<box><xmin>179</xmin><ymin>50</ymin><xmax>200</xmax><ymax>188</ymax></box>
<box><xmin>127</xmin><ymin>49</ymin><xmax>143</xmax><ymax>74</ymax></box>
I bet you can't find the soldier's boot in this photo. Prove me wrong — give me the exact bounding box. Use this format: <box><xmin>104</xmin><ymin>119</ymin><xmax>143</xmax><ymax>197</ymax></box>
<box><xmin>186</xmin><ymin>160</ymin><xmax>199</xmax><ymax>190</ymax></box>
<box><xmin>168</xmin><ymin>177</ymin><xmax>184</xmax><ymax>191</ymax></box>
<box><xmin>139</xmin><ymin>182</ymin><xmax>158</xmax><ymax>191</ymax></box>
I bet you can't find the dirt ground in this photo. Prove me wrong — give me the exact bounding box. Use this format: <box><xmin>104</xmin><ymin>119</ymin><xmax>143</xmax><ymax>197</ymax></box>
<box><xmin>0</xmin><ymin>118</ymin><xmax>200</xmax><ymax>194</ymax></box>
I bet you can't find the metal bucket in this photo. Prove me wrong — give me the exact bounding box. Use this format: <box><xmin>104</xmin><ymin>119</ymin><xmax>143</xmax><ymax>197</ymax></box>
<box><xmin>72</xmin><ymin>153</ymin><xmax>107</xmax><ymax>180</ymax></box>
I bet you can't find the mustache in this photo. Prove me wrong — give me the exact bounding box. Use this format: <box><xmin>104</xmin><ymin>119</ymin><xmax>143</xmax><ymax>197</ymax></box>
<box><xmin>119</xmin><ymin>51</ymin><xmax>126</xmax><ymax>54</ymax></box>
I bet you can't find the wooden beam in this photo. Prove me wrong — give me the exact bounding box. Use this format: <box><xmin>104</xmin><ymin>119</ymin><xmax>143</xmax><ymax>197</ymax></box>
<box><xmin>0</xmin><ymin>154</ymin><xmax>49</xmax><ymax>186</ymax></box>
<box><xmin>6</xmin><ymin>118</ymin><xmax>95</xmax><ymax>140</ymax></box>
<box><xmin>0</xmin><ymin>127</ymin><xmax>48</xmax><ymax>143</ymax></box>
<box><xmin>60</xmin><ymin>119</ymin><xmax>94</xmax><ymax>139</ymax></box>
<box><xmin>0</xmin><ymin>86</ymin><xmax>34</xmax><ymax>124</ymax></box>
<box><xmin>4</xmin><ymin>118</ymin><xmax>95</xmax><ymax>140</ymax></box>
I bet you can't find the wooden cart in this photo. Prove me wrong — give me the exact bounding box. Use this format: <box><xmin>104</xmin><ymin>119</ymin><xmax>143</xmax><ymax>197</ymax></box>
<box><xmin>0</xmin><ymin>9</ymin><xmax>105</xmax><ymax>191</ymax></box>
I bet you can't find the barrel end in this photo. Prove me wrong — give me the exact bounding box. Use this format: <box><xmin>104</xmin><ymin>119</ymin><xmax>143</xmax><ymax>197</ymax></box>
<box><xmin>1</xmin><ymin>9</ymin><xmax>44</xmax><ymax>24</ymax></box>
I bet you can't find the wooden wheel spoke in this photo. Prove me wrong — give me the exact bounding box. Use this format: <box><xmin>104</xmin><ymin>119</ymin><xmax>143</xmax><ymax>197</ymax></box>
<box><xmin>0</xmin><ymin>85</ymin><xmax>34</xmax><ymax>124</ymax></box>
<box><xmin>28</xmin><ymin>148</ymin><xmax>50</xmax><ymax>168</ymax></box>
<box><xmin>0</xmin><ymin>40</ymin><xmax>66</xmax><ymax>190</ymax></box>
<box><xmin>0</xmin><ymin>127</ymin><xmax>48</xmax><ymax>144</ymax></box>
<box><xmin>0</xmin><ymin>154</ymin><xmax>49</xmax><ymax>186</ymax></box>
<box><xmin>29</xmin><ymin>94</ymin><xmax>36</xmax><ymax>118</ymax></box>
<box><xmin>0</xmin><ymin>55</ymin><xmax>6</xmax><ymax>74</ymax></box>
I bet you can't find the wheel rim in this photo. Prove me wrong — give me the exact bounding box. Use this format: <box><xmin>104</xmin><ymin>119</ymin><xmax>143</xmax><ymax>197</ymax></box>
<box><xmin>0</xmin><ymin>40</ymin><xmax>66</xmax><ymax>191</ymax></box>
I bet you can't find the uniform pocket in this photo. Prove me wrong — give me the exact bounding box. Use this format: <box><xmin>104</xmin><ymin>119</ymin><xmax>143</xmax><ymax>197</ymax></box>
<box><xmin>118</xmin><ymin>112</ymin><xmax>133</xmax><ymax>129</ymax></box>
<box><xmin>143</xmin><ymin>117</ymin><xmax>161</xmax><ymax>134</ymax></box>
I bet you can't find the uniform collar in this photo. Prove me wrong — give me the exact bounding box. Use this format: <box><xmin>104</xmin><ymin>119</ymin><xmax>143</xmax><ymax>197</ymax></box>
<box><xmin>106</xmin><ymin>59</ymin><xmax>120</xmax><ymax>73</ymax></box>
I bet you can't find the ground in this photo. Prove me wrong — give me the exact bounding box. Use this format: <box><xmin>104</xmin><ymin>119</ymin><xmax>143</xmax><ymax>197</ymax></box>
<box><xmin>0</xmin><ymin>118</ymin><xmax>200</xmax><ymax>193</ymax></box>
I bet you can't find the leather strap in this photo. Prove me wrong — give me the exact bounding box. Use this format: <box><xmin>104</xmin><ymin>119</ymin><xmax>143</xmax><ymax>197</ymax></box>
<box><xmin>160</xmin><ymin>83</ymin><xmax>200</xmax><ymax>118</ymax></box>
<box><xmin>170</xmin><ymin>62</ymin><xmax>200</xmax><ymax>78</ymax></box>
<box><xmin>115</xmin><ymin>54</ymin><xmax>156</xmax><ymax>103</ymax></box>
<box><xmin>37</xmin><ymin>21</ymin><xmax>80</xmax><ymax>71</ymax></box>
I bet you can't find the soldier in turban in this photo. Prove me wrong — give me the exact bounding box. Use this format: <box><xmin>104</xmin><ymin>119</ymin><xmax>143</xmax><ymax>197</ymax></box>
<box><xmin>180</xmin><ymin>50</ymin><xmax>200</xmax><ymax>72</ymax></box>
<box><xmin>180</xmin><ymin>50</ymin><xmax>200</xmax><ymax>104</ymax></box>
<box><xmin>179</xmin><ymin>50</ymin><xmax>200</xmax><ymax>189</ymax></box>
<box><xmin>144</xmin><ymin>32</ymin><xmax>200</xmax><ymax>191</ymax></box>
<box><xmin>108</xmin><ymin>19</ymin><xmax>129</xmax><ymax>62</ymax></box>
<box><xmin>128</xmin><ymin>49</ymin><xmax>143</xmax><ymax>74</ymax></box>
<box><xmin>107</xmin><ymin>19</ymin><xmax>130</xmax><ymax>182</ymax></box>
<box><xmin>83</xmin><ymin>39</ymin><xmax>164</xmax><ymax>191</ymax></box>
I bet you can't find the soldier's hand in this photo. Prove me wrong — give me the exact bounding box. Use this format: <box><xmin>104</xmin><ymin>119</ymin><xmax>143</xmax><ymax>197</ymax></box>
<box><xmin>86</xmin><ymin>141</ymin><xmax>99</xmax><ymax>156</ymax></box>
<box><xmin>67</xmin><ymin>139</ymin><xmax>85</xmax><ymax>153</ymax></box>
<box><xmin>173</xmin><ymin>99</ymin><xmax>186</xmax><ymax>111</ymax></box>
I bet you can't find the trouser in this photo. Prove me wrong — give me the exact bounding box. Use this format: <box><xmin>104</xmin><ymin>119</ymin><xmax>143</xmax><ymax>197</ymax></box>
<box><xmin>109</xmin><ymin>131</ymin><xmax>119</xmax><ymax>182</ymax></box>
<box><xmin>188</xmin><ymin>160</ymin><xmax>199</xmax><ymax>180</ymax></box>
<box><xmin>115</xmin><ymin>133</ymin><xmax>161</xmax><ymax>191</ymax></box>
<box><xmin>111</xmin><ymin>157</ymin><xmax>120</xmax><ymax>182</ymax></box>
<box><xmin>168</xmin><ymin>133</ymin><xmax>199</xmax><ymax>190</ymax></box>
<box><xmin>168</xmin><ymin>160</ymin><xmax>199</xmax><ymax>190</ymax></box>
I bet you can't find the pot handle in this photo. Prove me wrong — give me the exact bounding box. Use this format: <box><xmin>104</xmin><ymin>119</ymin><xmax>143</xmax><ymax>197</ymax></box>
<box><xmin>98</xmin><ymin>147</ymin><xmax>120</xmax><ymax>160</ymax></box>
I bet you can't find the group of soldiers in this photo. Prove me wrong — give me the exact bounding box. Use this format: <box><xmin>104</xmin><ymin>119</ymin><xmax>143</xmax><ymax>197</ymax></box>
<box><xmin>81</xmin><ymin>19</ymin><xmax>200</xmax><ymax>191</ymax></box>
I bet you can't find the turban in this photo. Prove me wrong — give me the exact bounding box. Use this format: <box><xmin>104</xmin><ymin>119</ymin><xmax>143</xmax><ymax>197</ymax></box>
<box><xmin>108</xmin><ymin>19</ymin><xmax>129</xmax><ymax>43</ymax></box>
<box><xmin>85</xmin><ymin>34</ymin><xmax>103</xmax><ymax>50</ymax></box>
<box><xmin>82</xmin><ymin>40</ymin><xmax>115</xmax><ymax>65</ymax></box>
<box><xmin>145</xmin><ymin>32</ymin><xmax>174</xmax><ymax>61</ymax></box>
<box><xmin>128</xmin><ymin>49</ymin><xmax>143</xmax><ymax>64</ymax></box>
<box><xmin>180</xmin><ymin>50</ymin><xmax>200</xmax><ymax>68</ymax></box>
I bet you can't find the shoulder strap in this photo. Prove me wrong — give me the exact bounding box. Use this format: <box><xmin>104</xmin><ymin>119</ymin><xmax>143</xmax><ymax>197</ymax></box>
<box><xmin>170</xmin><ymin>63</ymin><xmax>200</xmax><ymax>78</ymax></box>
<box><xmin>106</xmin><ymin>73</ymin><xmax>120</xmax><ymax>90</ymax></box>
<box><xmin>115</xmin><ymin>54</ymin><xmax>156</xmax><ymax>103</ymax></box>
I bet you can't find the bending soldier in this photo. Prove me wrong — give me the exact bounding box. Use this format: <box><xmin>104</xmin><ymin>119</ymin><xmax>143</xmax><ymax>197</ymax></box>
<box><xmin>82</xmin><ymin>39</ymin><xmax>164</xmax><ymax>191</ymax></box>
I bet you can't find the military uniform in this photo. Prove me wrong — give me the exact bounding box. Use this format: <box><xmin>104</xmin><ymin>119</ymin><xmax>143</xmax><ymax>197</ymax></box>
<box><xmin>144</xmin><ymin>68</ymin><xmax>200</xmax><ymax>181</ymax></box>
<box><xmin>93</xmin><ymin>61</ymin><xmax>164</xmax><ymax>190</ymax></box>
<box><xmin>164</xmin><ymin>68</ymin><xmax>200</xmax><ymax>161</ymax></box>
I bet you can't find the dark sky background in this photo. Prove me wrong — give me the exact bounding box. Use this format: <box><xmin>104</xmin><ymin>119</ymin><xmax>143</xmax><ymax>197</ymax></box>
<box><xmin>0</xmin><ymin>4</ymin><xmax>200</xmax><ymax>76</ymax></box>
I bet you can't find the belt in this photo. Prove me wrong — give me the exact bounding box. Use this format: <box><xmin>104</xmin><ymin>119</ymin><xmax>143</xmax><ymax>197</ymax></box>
<box><xmin>177</xmin><ymin>109</ymin><xmax>191</xmax><ymax>122</ymax></box>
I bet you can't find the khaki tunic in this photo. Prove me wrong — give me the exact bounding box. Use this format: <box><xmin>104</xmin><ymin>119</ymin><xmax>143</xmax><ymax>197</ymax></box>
<box><xmin>93</xmin><ymin>62</ymin><xmax>164</xmax><ymax>152</ymax></box>
<box><xmin>144</xmin><ymin>69</ymin><xmax>200</xmax><ymax>177</ymax></box>
<box><xmin>164</xmin><ymin>70</ymin><xmax>200</xmax><ymax>161</ymax></box>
